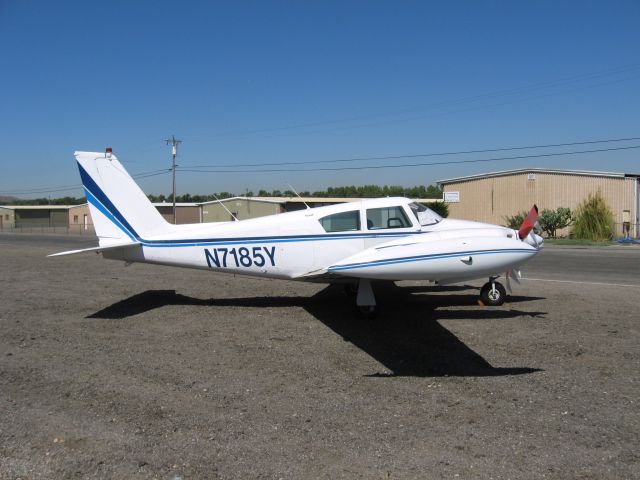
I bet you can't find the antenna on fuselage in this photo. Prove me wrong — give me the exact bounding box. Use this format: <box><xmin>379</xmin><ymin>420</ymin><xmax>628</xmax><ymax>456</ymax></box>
<box><xmin>287</xmin><ymin>183</ymin><xmax>310</xmax><ymax>209</ymax></box>
<box><xmin>212</xmin><ymin>194</ymin><xmax>239</xmax><ymax>221</ymax></box>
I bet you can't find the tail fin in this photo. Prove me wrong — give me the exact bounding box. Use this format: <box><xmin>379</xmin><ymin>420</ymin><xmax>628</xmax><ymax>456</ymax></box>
<box><xmin>75</xmin><ymin>151</ymin><xmax>169</xmax><ymax>245</ymax></box>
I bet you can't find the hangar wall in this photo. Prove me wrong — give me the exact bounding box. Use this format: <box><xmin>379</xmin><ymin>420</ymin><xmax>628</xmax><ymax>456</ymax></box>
<box><xmin>440</xmin><ymin>169</ymin><xmax>638</xmax><ymax>237</ymax></box>
<box><xmin>154</xmin><ymin>204</ymin><xmax>201</xmax><ymax>224</ymax></box>
<box><xmin>15</xmin><ymin>208</ymin><xmax>69</xmax><ymax>228</ymax></box>
<box><xmin>201</xmin><ymin>199</ymin><xmax>283</xmax><ymax>222</ymax></box>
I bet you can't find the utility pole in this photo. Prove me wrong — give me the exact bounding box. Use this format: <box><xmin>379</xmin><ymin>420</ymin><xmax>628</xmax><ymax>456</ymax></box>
<box><xmin>165</xmin><ymin>135</ymin><xmax>182</xmax><ymax>224</ymax></box>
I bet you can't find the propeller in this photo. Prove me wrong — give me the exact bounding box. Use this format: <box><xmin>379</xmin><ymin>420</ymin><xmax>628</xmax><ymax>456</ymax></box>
<box><xmin>506</xmin><ymin>205</ymin><xmax>539</xmax><ymax>293</ymax></box>
<box><xmin>505</xmin><ymin>268</ymin><xmax>522</xmax><ymax>294</ymax></box>
<box><xmin>518</xmin><ymin>204</ymin><xmax>539</xmax><ymax>240</ymax></box>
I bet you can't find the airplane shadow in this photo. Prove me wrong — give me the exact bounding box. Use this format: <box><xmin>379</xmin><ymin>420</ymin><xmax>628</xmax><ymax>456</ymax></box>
<box><xmin>88</xmin><ymin>283</ymin><xmax>546</xmax><ymax>378</ymax></box>
<box><xmin>305</xmin><ymin>283</ymin><xmax>545</xmax><ymax>377</ymax></box>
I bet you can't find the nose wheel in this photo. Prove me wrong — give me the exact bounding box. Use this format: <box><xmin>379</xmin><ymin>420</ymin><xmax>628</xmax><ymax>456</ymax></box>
<box><xmin>480</xmin><ymin>279</ymin><xmax>506</xmax><ymax>306</ymax></box>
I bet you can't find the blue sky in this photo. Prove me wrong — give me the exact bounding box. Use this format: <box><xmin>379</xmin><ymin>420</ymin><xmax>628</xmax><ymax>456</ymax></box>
<box><xmin>1</xmin><ymin>1</ymin><xmax>639</xmax><ymax>198</ymax></box>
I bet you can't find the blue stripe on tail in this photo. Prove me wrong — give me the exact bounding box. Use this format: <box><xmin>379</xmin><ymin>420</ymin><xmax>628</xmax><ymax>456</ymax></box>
<box><xmin>77</xmin><ymin>162</ymin><xmax>140</xmax><ymax>239</ymax></box>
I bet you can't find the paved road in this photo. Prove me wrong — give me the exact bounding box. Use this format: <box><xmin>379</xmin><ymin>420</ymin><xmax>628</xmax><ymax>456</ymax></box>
<box><xmin>524</xmin><ymin>245</ymin><xmax>640</xmax><ymax>286</ymax></box>
<box><xmin>0</xmin><ymin>232</ymin><xmax>96</xmax><ymax>248</ymax></box>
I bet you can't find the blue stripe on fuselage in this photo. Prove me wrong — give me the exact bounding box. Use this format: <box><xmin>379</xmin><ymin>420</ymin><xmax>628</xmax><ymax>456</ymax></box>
<box><xmin>140</xmin><ymin>231</ymin><xmax>417</xmax><ymax>248</ymax></box>
<box><xmin>328</xmin><ymin>248</ymin><xmax>534</xmax><ymax>271</ymax></box>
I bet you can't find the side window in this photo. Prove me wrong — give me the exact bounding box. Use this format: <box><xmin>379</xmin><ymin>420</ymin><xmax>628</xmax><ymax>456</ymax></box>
<box><xmin>366</xmin><ymin>206</ymin><xmax>412</xmax><ymax>230</ymax></box>
<box><xmin>319</xmin><ymin>210</ymin><xmax>361</xmax><ymax>232</ymax></box>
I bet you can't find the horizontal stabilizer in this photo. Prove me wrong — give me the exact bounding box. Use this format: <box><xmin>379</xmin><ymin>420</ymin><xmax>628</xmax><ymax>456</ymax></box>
<box><xmin>48</xmin><ymin>241</ymin><xmax>141</xmax><ymax>257</ymax></box>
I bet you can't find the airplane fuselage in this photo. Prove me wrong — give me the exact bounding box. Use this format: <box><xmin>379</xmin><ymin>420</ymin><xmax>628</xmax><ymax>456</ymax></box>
<box><xmin>102</xmin><ymin>197</ymin><xmax>539</xmax><ymax>284</ymax></box>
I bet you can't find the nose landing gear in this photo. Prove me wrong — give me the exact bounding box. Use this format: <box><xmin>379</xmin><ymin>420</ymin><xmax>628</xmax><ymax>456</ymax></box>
<box><xmin>479</xmin><ymin>278</ymin><xmax>507</xmax><ymax>306</ymax></box>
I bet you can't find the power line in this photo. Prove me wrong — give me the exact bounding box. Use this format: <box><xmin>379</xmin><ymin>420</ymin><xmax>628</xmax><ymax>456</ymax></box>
<box><xmin>184</xmin><ymin>135</ymin><xmax>640</xmax><ymax>169</ymax></box>
<box><xmin>189</xmin><ymin>62</ymin><xmax>640</xmax><ymax>141</ymax></box>
<box><xmin>1</xmin><ymin>169</ymin><xmax>171</xmax><ymax>196</ymax></box>
<box><xmin>3</xmin><ymin>135</ymin><xmax>638</xmax><ymax>195</ymax></box>
<box><xmin>176</xmin><ymin>145</ymin><xmax>640</xmax><ymax>174</ymax></box>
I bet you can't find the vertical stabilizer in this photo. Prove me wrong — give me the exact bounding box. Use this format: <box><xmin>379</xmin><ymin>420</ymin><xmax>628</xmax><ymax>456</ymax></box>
<box><xmin>75</xmin><ymin>151</ymin><xmax>169</xmax><ymax>245</ymax></box>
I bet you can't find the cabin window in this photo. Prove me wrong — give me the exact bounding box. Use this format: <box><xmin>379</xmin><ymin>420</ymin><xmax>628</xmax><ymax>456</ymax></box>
<box><xmin>319</xmin><ymin>210</ymin><xmax>361</xmax><ymax>232</ymax></box>
<box><xmin>73</xmin><ymin>215</ymin><xmax>79</xmax><ymax>223</ymax></box>
<box><xmin>366</xmin><ymin>206</ymin><xmax>412</xmax><ymax>230</ymax></box>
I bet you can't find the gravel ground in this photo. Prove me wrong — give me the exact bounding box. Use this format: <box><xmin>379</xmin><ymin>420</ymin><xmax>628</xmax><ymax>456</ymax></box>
<box><xmin>0</xmin><ymin>234</ymin><xmax>638</xmax><ymax>479</ymax></box>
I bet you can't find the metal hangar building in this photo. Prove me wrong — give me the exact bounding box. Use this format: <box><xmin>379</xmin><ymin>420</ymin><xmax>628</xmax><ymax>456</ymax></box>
<box><xmin>438</xmin><ymin>168</ymin><xmax>640</xmax><ymax>237</ymax></box>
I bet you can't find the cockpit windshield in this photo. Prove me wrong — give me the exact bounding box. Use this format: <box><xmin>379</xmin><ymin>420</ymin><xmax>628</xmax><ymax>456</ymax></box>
<box><xmin>409</xmin><ymin>202</ymin><xmax>442</xmax><ymax>226</ymax></box>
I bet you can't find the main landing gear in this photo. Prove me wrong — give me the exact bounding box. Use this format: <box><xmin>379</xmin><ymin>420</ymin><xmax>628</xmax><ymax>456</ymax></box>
<box><xmin>347</xmin><ymin>279</ymin><xmax>379</xmax><ymax>319</ymax></box>
<box><xmin>479</xmin><ymin>277</ymin><xmax>507</xmax><ymax>306</ymax></box>
<box><xmin>346</xmin><ymin>277</ymin><xmax>507</xmax><ymax>315</ymax></box>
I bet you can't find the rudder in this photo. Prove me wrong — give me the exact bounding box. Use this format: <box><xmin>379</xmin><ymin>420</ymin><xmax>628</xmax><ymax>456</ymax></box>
<box><xmin>75</xmin><ymin>151</ymin><xmax>169</xmax><ymax>245</ymax></box>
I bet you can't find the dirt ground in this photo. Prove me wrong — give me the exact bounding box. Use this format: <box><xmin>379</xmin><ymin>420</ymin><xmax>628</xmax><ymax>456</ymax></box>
<box><xmin>1</xmin><ymin>234</ymin><xmax>638</xmax><ymax>479</ymax></box>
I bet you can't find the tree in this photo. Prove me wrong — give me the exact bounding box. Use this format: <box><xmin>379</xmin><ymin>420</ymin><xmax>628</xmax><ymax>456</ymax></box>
<box><xmin>538</xmin><ymin>207</ymin><xmax>573</xmax><ymax>238</ymax></box>
<box><xmin>572</xmin><ymin>191</ymin><xmax>614</xmax><ymax>241</ymax></box>
<box><xmin>9</xmin><ymin>196</ymin><xmax>86</xmax><ymax>206</ymax></box>
<box><xmin>22</xmin><ymin>183</ymin><xmax>444</xmax><ymax>206</ymax></box>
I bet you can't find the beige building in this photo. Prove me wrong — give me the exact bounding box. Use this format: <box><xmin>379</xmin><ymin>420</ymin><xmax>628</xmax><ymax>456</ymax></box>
<box><xmin>438</xmin><ymin>168</ymin><xmax>640</xmax><ymax>237</ymax></box>
<box><xmin>201</xmin><ymin>197</ymin><xmax>284</xmax><ymax>222</ymax></box>
<box><xmin>153</xmin><ymin>203</ymin><xmax>201</xmax><ymax>224</ymax></box>
<box><xmin>9</xmin><ymin>205</ymin><xmax>71</xmax><ymax>229</ymax></box>
<box><xmin>68</xmin><ymin>204</ymin><xmax>93</xmax><ymax>233</ymax></box>
<box><xmin>0</xmin><ymin>204</ymin><xmax>94</xmax><ymax>233</ymax></box>
<box><xmin>0</xmin><ymin>207</ymin><xmax>15</xmax><ymax>229</ymax></box>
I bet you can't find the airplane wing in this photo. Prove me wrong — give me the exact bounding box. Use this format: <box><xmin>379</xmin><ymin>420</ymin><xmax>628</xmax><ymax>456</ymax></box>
<box><xmin>48</xmin><ymin>241</ymin><xmax>141</xmax><ymax>257</ymax></box>
<box><xmin>296</xmin><ymin>228</ymin><xmax>537</xmax><ymax>283</ymax></box>
<box><xmin>294</xmin><ymin>268</ymin><xmax>353</xmax><ymax>282</ymax></box>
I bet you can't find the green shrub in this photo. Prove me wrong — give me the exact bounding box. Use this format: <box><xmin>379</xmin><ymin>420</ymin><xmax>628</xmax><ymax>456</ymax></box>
<box><xmin>503</xmin><ymin>211</ymin><xmax>527</xmax><ymax>229</ymax></box>
<box><xmin>428</xmin><ymin>201</ymin><xmax>449</xmax><ymax>218</ymax></box>
<box><xmin>572</xmin><ymin>191</ymin><xmax>614</xmax><ymax>241</ymax></box>
<box><xmin>538</xmin><ymin>207</ymin><xmax>573</xmax><ymax>238</ymax></box>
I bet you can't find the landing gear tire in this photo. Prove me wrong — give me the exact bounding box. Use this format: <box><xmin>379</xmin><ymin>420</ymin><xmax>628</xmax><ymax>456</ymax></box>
<box><xmin>480</xmin><ymin>281</ymin><xmax>506</xmax><ymax>306</ymax></box>
<box><xmin>355</xmin><ymin>305</ymin><xmax>379</xmax><ymax>319</ymax></box>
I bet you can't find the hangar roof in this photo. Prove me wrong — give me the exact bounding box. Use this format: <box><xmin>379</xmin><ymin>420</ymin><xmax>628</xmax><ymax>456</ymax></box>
<box><xmin>198</xmin><ymin>196</ymin><xmax>363</xmax><ymax>205</ymax></box>
<box><xmin>152</xmin><ymin>202</ymin><xmax>200</xmax><ymax>207</ymax></box>
<box><xmin>198</xmin><ymin>197</ymin><xmax>285</xmax><ymax>205</ymax></box>
<box><xmin>0</xmin><ymin>204</ymin><xmax>86</xmax><ymax>210</ymax></box>
<box><xmin>437</xmin><ymin>167</ymin><xmax>633</xmax><ymax>185</ymax></box>
<box><xmin>199</xmin><ymin>196</ymin><xmax>440</xmax><ymax>206</ymax></box>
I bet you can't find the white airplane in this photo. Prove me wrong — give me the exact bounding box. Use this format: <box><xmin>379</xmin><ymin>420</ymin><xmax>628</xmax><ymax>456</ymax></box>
<box><xmin>51</xmin><ymin>150</ymin><xmax>543</xmax><ymax>317</ymax></box>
